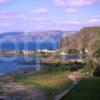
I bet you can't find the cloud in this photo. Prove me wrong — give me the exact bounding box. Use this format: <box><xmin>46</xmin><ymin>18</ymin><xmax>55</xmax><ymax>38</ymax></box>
<box><xmin>33</xmin><ymin>8</ymin><xmax>48</xmax><ymax>14</ymax></box>
<box><xmin>53</xmin><ymin>0</ymin><xmax>99</xmax><ymax>12</ymax></box>
<box><xmin>89</xmin><ymin>18</ymin><xmax>100</xmax><ymax>22</ymax></box>
<box><xmin>32</xmin><ymin>18</ymin><xmax>44</xmax><ymax>22</ymax></box>
<box><xmin>0</xmin><ymin>11</ymin><xmax>44</xmax><ymax>22</ymax></box>
<box><xmin>0</xmin><ymin>10</ymin><xmax>81</xmax><ymax>31</ymax></box>
<box><xmin>59</xmin><ymin>20</ymin><xmax>81</xmax><ymax>24</ymax></box>
<box><xmin>0</xmin><ymin>11</ymin><xmax>48</xmax><ymax>32</ymax></box>
<box><xmin>88</xmin><ymin>15</ymin><xmax>100</xmax><ymax>22</ymax></box>
<box><xmin>0</xmin><ymin>0</ymin><xmax>12</xmax><ymax>4</ymax></box>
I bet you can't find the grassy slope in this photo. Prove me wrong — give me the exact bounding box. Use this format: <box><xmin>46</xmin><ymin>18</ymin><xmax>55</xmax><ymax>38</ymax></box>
<box><xmin>81</xmin><ymin>59</ymin><xmax>93</xmax><ymax>74</ymax></box>
<box><xmin>14</xmin><ymin>71</ymin><xmax>72</xmax><ymax>97</ymax></box>
<box><xmin>62</xmin><ymin>77</ymin><xmax>100</xmax><ymax>100</ymax></box>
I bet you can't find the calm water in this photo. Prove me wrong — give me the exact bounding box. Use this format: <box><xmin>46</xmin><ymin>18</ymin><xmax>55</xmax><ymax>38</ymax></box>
<box><xmin>0</xmin><ymin>42</ymin><xmax>59</xmax><ymax>74</ymax></box>
<box><xmin>0</xmin><ymin>42</ymin><xmax>59</xmax><ymax>51</ymax></box>
<box><xmin>0</xmin><ymin>56</ymin><xmax>41</xmax><ymax>74</ymax></box>
<box><xmin>0</xmin><ymin>42</ymin><xmax>80</xmax><ymax>74</ymax></box>
<box><xmin>0</xmin><ymin>55</ymin><xmax>81</xmax><ymax>74</ymax></box>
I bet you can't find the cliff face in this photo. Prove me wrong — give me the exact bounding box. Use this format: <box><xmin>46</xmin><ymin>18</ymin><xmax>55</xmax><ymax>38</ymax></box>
<box><xmin>79</xmin><ymin>26</ymin><xmax>100</xmax><ymax>51</ymax></box>
<box><xmin>60</xmin><ymin>33</ymin><xmax>80</xmax><ymax>50</ymax></box>
<box><xmin>60</xmin><ymin>26</ymin><xmax>100</xmax><ymax>51</ymax></box>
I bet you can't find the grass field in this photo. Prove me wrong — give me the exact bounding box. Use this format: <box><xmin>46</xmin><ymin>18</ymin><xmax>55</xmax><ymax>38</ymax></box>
<box><xmin>62</xmin><ymin>77</ymin><xmax>100</xmax><ymax>100</ymax></box>
<box><xmin>14</xmin><ymin>71</ymin><xmax>72</xmax><ymax>98</ymax></box>
<box><xmin>81</xmin><ymin>59</ymin><xmax>93</xmax><ymax>74</ymax></box>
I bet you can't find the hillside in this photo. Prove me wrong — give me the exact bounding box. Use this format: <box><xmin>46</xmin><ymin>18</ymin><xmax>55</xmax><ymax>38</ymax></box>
<box><xmin>0</xmin><ymin>31</ymin><xmax>63</xmax><ymax>42</ymax></box>
<box><xmin>60</xmin><ymin>26</ymin><xmax>100</xmax><ymax>51</ymax></box>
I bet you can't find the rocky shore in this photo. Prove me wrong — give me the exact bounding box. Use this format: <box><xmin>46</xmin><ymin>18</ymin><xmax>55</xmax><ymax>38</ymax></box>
<box><xmin>0</xmin><ymin>64</ymin><xmax>48</xmax><ymax>100</ymax></box>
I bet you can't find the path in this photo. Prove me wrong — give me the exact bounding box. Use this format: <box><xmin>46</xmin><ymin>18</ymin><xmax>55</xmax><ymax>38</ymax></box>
<box><xmin>55</xmin><ymin>72</ymin><xmax>80</xmax><ymax>100</ymax></box>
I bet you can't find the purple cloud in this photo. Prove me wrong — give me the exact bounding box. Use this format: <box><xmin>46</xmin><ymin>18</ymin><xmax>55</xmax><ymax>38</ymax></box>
<box><xmin>33</xmin><ymin>8</ymin><xmax>48</xmax><ymax>14</ymax></box>
<box><xmin>53</xmin><ymin>0</ymin><xmax>99</xmax><ymax>12</ymax></box>
<box><xmin>0</xmin><ymin>0</ymin><xmax>12</xmax><ymax>4</ymax></box>
<box><xmin>88</xmin><ymin>15</ymin><xmax>100</xmax><ymax>22</ymax></box>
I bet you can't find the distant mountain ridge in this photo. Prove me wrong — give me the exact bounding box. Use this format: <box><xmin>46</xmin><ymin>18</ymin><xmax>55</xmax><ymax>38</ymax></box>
<box><xmin>0</xmin><ymin>31</ymin><xmax>77</xmax><ymax>42</ymax></box>
<box><xmin>0</xmin><ymin>31</ymin><xmax>77</xmax><ymax>50</ymax></box>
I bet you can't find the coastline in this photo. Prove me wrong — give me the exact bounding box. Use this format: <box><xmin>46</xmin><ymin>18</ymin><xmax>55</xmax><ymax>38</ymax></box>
<box><xmin>0</xmin><ymin>62</ymin><xmax>58</xmax><ymax>80</ymax></box>
<box><xmin>0</xmin><ymin>49</ymin><xmax>83</xmax><ymax>80</ymax></box>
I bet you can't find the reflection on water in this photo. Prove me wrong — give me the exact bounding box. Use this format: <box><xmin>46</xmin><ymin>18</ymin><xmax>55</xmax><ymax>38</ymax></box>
<box><xmin>0</xmin><ymin>56</ymin><xmax>41</xmax><ymax>74</ymax></box>
<box><xmin>61</xmin><ymin>55</ymin><xmax>80</xmax><ymax>60</ymax></box>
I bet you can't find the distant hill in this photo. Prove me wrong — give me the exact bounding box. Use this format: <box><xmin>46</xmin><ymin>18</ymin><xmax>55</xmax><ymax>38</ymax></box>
<box><xmin>0</xmin><ymin>31</ymin><xmax>62</xmax><ymax>42</ymax></box>
<box><xmin>0</xmin><ymin>31</ymin><xmax>78</xmax><ymax>50</ymax></box>
<box><xmin>0</xmin><ymin>31</ymin><xmax>77</xmax><ymax>43</ymax></box>
<box><xmin>60</xmin><ymin>26</ymin><xmax>100</xmax><ymax>51</ymax></box>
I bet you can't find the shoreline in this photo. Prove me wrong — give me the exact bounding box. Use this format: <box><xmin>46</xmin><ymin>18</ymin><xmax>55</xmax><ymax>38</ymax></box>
<box><xmin>0</xmin><ymin>60</ymin><xmax>85</xmax><ymax>80</ymax></box>
<box><xmin>0</xmin><ymin>62</ymin><xmax>58</xmax><ymax>78</ymax></box>
<box><xmin>0</xmin><ymin>49</ymin><xmax>83</xmax><ymax>80</ymax></box>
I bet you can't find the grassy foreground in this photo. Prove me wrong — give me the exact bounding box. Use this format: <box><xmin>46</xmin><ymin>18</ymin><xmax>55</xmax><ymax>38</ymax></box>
<box><xmin>62</xmin><ymin>77</ymin><xmax>100</xmax><ymax>100</ymax></box>
<box><xmin>14</xmin><ymin>71</ymin><xmax>72</xmax><ymax>98</ymax></box>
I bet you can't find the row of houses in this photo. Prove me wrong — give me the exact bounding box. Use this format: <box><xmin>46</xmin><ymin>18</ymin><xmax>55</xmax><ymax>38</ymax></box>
<box><xmin>0</xmin><ymin>49</ymin><xmax>59</xmax><ymax>55</ymax></box>
<box><xmin>60</xmin><ymin>49</ymin><xmax>89</xmax><ymax>55</ymax></box>
<box><xmin>36</xmin><ymin>49</ymin><xmax>59</xmax><ymax>53</ymax></box>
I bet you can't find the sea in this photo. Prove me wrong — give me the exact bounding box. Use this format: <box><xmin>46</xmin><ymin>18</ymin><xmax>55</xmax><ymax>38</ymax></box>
<box><xmin>0</xmin><ymin>42</ymin><xmax>59</xmax><ymax>74</ymax></box>
<box><xmin>0</xmin><ymin>41</ymin><xmax>59</xmax><ymax>51</ymax></box>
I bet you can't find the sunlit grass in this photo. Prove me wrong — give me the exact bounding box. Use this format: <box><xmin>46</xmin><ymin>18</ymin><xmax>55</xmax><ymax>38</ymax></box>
<box><xmin>14</xmin><ymin>71</ymin><xmax>72</xmax><ymax>98</ymax></box>
<box><xmin>81</xmin><ymin>59</ymin><xmax>93</xmax><ymax>74</ymax></box>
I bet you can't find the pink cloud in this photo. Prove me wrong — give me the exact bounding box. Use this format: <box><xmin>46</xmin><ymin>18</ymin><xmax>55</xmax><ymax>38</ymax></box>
<box><xmin>89</xmin><ymin>15</ymin><xmax>100</xmax><ymax>19</ymax></box>
<box><xmin>88</xmin><ymin>15</ymin><xmax>100</xmax><ymax>22</ymax></box>
<box><xmin>0</xmin><ymin>0</ymin><xmax>12</xmax><ymax>4</ymax></box>
<box><xmin>33</xmin><ymin>8</ymin><xmax>48</xmax><ymax>14</ymax></box>
<box><xmin>90</xmin><ymin>19</ymin><xmax>100</xmax><ymax>22</ymax></box>
<box><xmin>53</xmin><ymin>0</ymin><xmax>99</xmax><ymax>12</ymax></box>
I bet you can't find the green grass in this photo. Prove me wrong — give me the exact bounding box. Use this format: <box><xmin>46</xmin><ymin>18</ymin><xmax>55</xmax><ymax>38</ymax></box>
<box><xmin>0</xmin><ymin>87</ymin><xmax>14</xmax><ymax>94</ymax></box>
<box><xmin>81</xmin><ymin>59</ymin><xmax>93</xmax><ymax>74</ymax></box>
<box><xmin>14</xmin><ymin>71</ymin><xmax>72</xmax><ymax>98</ymax></box>
<box><xmin>62</xmin><ymin>77</ymin><xmax>100</xmax><ymax>100</ymax></box>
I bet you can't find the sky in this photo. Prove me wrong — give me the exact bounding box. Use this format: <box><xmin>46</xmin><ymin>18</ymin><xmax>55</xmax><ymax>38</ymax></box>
<box><xmin>0</xmin><ymin>0</ymin><xmax>100</xmax><ymax>32</ymax></box>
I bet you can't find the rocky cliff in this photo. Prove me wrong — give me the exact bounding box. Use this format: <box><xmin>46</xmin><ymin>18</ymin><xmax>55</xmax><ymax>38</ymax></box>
<box><xmin>60</xmin><ymin>26</ymin><xmax>100</xmax><ymax>51</ymax></box>
<box><xmin>79</xmin><ymin>26</ymin><xmax>100</xmax><ymax>51</ymax></box>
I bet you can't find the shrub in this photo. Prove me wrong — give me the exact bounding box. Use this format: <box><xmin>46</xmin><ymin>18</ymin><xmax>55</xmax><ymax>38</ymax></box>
<box><xmin>68</xmin><ymin>49</ymin><xmax>79</xmax><ymax>54</ymax></box>
<box><xmin>93</xmin><ymin>66</ymin><xmax>100</xmax><ymax>77</ymax></box>
<box><xmin>93</xmin><ymin>48</ymin><xmax>100</xmax><ymax>58</ymax></box>
<box><xmin>66</xmin><ymin>61</ymin><xmax>85</xmax><ymax>71</ymax></box>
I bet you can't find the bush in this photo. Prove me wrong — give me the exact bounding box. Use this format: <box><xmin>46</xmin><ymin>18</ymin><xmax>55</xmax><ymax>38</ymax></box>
<box><xmin>68</xmin><ymin>49</ymin><xmax>79</xmax><ymax>54</ymax></box>
<box><xmin>81</xmin><ymin>59</ymin><xmax>93</xmax><ymax>74</ymax></box>
<box><xmin>54</xmin><ymin>62</ymin><xmax>66</xmax><ymax>71</ymax></box>
<box><xmin>93</xmin><ymin>66</ymin><xmax>100</xmax><ymax>77</ymax></box>
<box><xmin>66</xmin><ymin>61</ymin><xmax>85</xmax><ymax>71</ymax></box>
<box><xmin>93</xmin><ymin>48</ymin><xmax>100</xmax><ymax>58</ymax></box>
